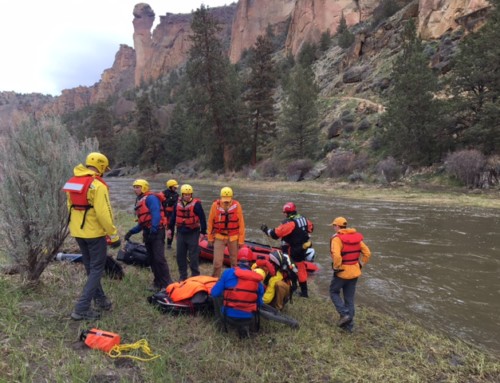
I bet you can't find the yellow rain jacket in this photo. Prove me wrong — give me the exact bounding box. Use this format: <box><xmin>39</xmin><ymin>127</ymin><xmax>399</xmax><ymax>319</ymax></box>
<box><xmin>65</xmin><ymin>164</ymin><xmax>118</xmax><ymax>240</ymax></box>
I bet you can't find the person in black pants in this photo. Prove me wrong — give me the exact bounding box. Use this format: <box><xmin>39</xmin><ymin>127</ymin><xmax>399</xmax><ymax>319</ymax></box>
<box><xmin>162</xmin><ymin>179</ymin><xmax>179</xmax><ymax>250</ymax></box>
<box><xmin>167</xmin><ymin>184</ymin><xmax>207</xmax><ymax>281</ymax></box>
<box><xmin>125</xmin><ymin>179</ymin><xmax>173</xmax><ymax>291</ymax></box>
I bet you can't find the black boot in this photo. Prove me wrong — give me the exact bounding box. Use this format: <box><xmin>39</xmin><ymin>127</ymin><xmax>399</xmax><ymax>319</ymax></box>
<box><xmin>299</xmin><ymin>282</ymin><xmax>308</xmax><ymax>298</ymax></box>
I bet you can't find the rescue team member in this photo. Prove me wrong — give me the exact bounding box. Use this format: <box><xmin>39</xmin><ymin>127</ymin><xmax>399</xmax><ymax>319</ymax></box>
<box><xmin>162</xmin><ymin>179</ymin><xmax>179</xmax><ymax>249</ymax></box>
<box><xmin>207</xmin><ymin>187</ymin><xmax>246</xmax><ymax>278</ymax></box>
<box><xmin>211</xmin><ymin>248</ymin><xmax>264</xmax><ymax>338</ymax></box>
<box><xmin>329</xmin><ymin>216</ymin><xmax>371</xmax><ymax>333</ymax></box>
<box><xmin>63</xmin><ymin>152</ymin><xmax>121</xmax><ymax>321</ymax></box>
<box><xmin>125</xmin><ymin>179</ymin><xmax>173</xmax><ymax>291</ymax></box>
<box><xmin>253</xmin><ymin>251</ymin><xmax>291</xmax><ymax>311</ymax></box>
<box><xmin>167</xmin><ymin>184</ymin><xmax>207</xmax><ymax>281</ymax></box>
<box><xmin>261</xmin><ymin>202</ymin><xmax>314</xmax><ymax>297</ymax></box>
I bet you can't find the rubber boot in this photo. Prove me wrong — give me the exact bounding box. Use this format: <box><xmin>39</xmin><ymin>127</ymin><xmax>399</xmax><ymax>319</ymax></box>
<box><xmin>299</xmin><ymin>282</ymin><xmax>308</xmax><ymax>298</ymax></box>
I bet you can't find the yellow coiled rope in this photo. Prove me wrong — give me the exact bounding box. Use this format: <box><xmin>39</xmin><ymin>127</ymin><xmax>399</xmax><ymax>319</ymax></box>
<box><xmin>108</xmin><ymin>339</ymin><xmax>160</xmax><ymax>362</ymax></box>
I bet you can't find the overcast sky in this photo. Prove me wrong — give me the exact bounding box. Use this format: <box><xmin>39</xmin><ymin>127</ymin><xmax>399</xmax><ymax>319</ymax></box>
<box><xmin>0</xmin><ymin>1</ymin><xmax>233</xmax><ymax>96</ymax></box>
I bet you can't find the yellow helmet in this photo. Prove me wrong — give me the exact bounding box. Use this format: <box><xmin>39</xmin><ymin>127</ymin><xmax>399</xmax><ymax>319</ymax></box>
<box><xmin>166</xmin><ymin>179</ymin><xmax>178</xmax><ymax>189</ymax></box>
<box><xmin>180</xmin><ymin>184</ymin><xmax>193</xmax><ymax>195</ymax></box>
<box><xmin>220</xmin><ymin>186</ymin><xmax>233</xmax><ymax>201</ymax></box>
<box><xmin>331</xmin><ymin>216</ymin><xmax>347</xmax><ymax>227</ymax></box>
<box><xmin>254</xmin><ymin>268</ymin><xmax>266</xmax><ymax>279</ymax></box>
<box><xmin>85</xmin><ymin>152</ymin><xmax>110</xmax><ymax>175</ymax></box>
<box><xmin>133</xmin><ymin>179</ymin><xmax>150</xmax><ymax>194</ymax></box>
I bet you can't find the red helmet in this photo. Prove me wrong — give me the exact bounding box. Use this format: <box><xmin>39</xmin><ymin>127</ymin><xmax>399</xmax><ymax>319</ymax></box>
<box><xmin>237</xmin><ymin>247</ymin><xmax>255</xmax><ymax>262</ymax></box>
<box><xmin>283</xmin><ymin>202</ymin><xmax>296</xmax><ymax>214</ymax></box>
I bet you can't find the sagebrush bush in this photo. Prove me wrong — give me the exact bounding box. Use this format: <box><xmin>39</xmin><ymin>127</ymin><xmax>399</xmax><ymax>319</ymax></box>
<box><xmin>256</xmin><ymin>158</ymin><xmax>280</xmax><ymax>178</ymax></box>
<box><xmin>286</xmin><ymin>159</ymin><xmax>314</xmax><ymax>179</ymax></box>
<box><xmin>325</xmin><ymin>151</ymin><xmax>356</xmax><ymax>178</ymax></box>
<box><xmin>376</xmin><ymin>156</ymin><xmax>402</xmax><ymax>183</ymax></box>
<box><xmin>0</xmin><ymin>117</ymin><xmax>96</xmax><ymax>283</ymax></box>
<box><xmin>445</xmin><ymin>149</ymin><xmax>485</xmax><ymax>187</ymax></box>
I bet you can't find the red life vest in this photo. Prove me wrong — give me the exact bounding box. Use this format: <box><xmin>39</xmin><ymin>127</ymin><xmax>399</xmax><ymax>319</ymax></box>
<box><xmin>175</xmin><ymin>198</ymin><xmax>201</xmax><ymax>229</ymax></box>
<box><xmin>62</xmin><ymin>175</ymin><xmax>107</xmax><ymax>229</ymax></box>
<box><xmin>336</xmin><ymin>232</ymin><xmax>363</xmax><ymax>265</ymax></box>
<box><xmin>134</xmin><ymin>192</ymin><xmax>167</xmax><ymax>229</ymax></box>
<box><xmin>223</xmin><ymin>268</ymin><xmax>262</xmax><ymax>313</ymax></box>
<box><xmin>212</xmin><ymin>200</ymin><xmax>240</xmax><ymax>236</ymax></box>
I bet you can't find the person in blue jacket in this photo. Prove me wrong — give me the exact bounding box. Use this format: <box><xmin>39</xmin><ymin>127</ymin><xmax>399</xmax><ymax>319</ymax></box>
<box><xmin>211</xmin><ymin>249</ymin><xmax>264</xmax><ymax>337</ymax></box>
<box><xmin>125</xmin><ymin>179</ymin><xmax>173</xmax><ymax>291</ymax></box>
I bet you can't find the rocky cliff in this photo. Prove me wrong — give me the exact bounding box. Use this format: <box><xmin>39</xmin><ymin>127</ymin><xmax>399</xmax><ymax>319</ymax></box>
<box><xmin>0</xmin><ymin>0</ymin><xmax>493</xmax><ymax>131</ymax></box>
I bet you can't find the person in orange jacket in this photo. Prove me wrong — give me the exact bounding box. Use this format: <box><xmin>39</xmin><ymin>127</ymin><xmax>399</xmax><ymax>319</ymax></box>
<box><xmin>261</xmin><ymin>202</ymin><xmax>313</xmax><ymax>297</ymax></box>
<box><xmin>329</xmin><ymin>216</ymin><xmax>371</xmax><ymax>333</ymax></box>
<box><xmin>207</xmin><ymin>186</ymin><xmax>245</xmax><ymax>278</ymax></box>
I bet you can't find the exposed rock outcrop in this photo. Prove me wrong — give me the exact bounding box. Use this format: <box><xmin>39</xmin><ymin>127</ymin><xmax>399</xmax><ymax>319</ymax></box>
<box><xmin>418</xmin><ymin>0</ymin><xmax>490</xmax><ymax>39</ymax></box>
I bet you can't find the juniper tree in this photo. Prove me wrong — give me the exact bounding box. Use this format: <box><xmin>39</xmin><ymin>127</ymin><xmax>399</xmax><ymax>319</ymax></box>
<box><xmin>0</xmin><ymin>117</ymin><xmax>95</xmax><ymax>283</ymax></box>
<box><xmin>381</xmin><ymin>19</ymin><xmax>446</xmax><ymax>166</ymax></box>
<box><xmin>245</xmin><ymin>31</ymin><xmax>277</xmax><ymax>166</ymax></box>
<box><xmin>447</xmin><ymin>0</ymin><xmax>500</xmax><ymax>155</ymax></box>
<box><xmin>279</xmin><ymin>64</ymin><xmax>320</xmax><ymax>160</ymax></box>
<box><xmin>186</xmin><ymin>5</ymin><xmax>243</xmax><ymax>171</ymax></box>
<box><xmin>135</xmin><ymin>93</ymin><xmax>164</xmax><ymax>171</ymax></box>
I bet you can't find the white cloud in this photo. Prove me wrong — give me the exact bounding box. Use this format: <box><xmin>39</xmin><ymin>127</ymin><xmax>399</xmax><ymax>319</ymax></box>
<box><xmin>0</xmin><ymin>1</ymin><xmax>233</xmax><ymax>95</ymax></box>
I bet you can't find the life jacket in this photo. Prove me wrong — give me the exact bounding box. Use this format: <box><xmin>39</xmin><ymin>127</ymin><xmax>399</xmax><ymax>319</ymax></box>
<box><xmin>175</xmin><ymin>198</ymin><xmax>201</xmax><ymax>229</ymax></box>
<box><xmin>134</xmin><ymin>192</ymin><xmax>168</xmax><ymax>229</ymax></box>
<box><xmin>166</xmin><ymin>276</ymin><xmax>218</xmax><ymax>303</ymax></box>
<box><xmin>162</xmin><ymin>189</ymin><xmax>179</xmax><ymax>214</ymax></box>
<box><xmin>212</xmin><ymin>200</ymin><xmax>240</xmax><ymax>236</ymax></box>
<box><xmin>336</xmin><ymin>232</ymin><xmax>363</xmax><ymax>265</ymax></box>
<box><xmin>223</xmin><ymin>268</ymin><xmax>262</xmax><ymax>313</ymax></box>
<box><xmin>281</xmin><ymin>215</ymin><xmax>311</xmax><ymax>247</ymax></box>
<box><xmin>62</xmin><ymin>175</ymin><xmax>107</xmax><ymax>229</ymax></box>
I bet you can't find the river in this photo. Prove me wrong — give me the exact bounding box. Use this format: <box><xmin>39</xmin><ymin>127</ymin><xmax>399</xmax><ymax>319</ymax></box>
<box><xmin>108</xmin><ymin>178</ymin><xmax>500</xmax><ymax>355</ymax></box>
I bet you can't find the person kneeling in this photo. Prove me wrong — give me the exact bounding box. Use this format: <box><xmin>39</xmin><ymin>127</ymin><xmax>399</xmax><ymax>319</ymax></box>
<box><xmin>210</xmin><ymin>250</ymin><xmax>264</xmax><ymax>339</ymax></box>
<box><xmin>253</xmin><ymin>253</ymin><xmax>291</xmax><ymax>311</ymax></box>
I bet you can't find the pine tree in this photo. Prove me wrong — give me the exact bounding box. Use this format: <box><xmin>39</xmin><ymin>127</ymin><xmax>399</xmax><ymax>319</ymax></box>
<box><xmin>337</xmin><ymin>12</ymin><xmax>355</xmax><ymax>49</ymax></box>
<box><xmin>447</xmin><ymin>0</ymin><xmax>500</xmax><ymax>154</ymax></box>
<box><xmin>88</xmin><ymin>103</ymin><xmax>114</xmax><ymax>162</ymax></box>
<box><xmin>381</xmin><ymin>19</ymin><xmax>446</xmax><ymax>166</ymax></box>
<box><xmin>279</xmin><ymin>64</ymin><xmax>320</xmax><ymax>159</ymax></box>
<box><xmin>186</xmin><ymin>5</ymin><xmax>242</xmax><ymax>171</ymax></box>
<box><xmin>135</xmin><ymin>93</ymin><xmax>164</xmax><ymax>171</ymax></box>
<box><xmin>245</xmin><ymin>31</ymin><xmax>277</xmax><ymax>166</ymax></box>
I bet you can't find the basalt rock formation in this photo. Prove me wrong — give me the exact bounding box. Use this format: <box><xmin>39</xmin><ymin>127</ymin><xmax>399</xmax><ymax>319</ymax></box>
<box><xmin>0</xmin><ymin>0</ymin><xmax>493</xmax><ymax>131</ymax></box>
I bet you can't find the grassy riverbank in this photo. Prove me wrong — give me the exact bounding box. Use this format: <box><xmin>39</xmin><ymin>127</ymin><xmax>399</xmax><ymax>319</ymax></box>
<box><xmin>1</xmin><ymin>259</ymin><xmax>500</xmax><ymax>382</ymax></box>
<box><xmin>1</xmin><ymin>181</ymin><xmax>499</xmax><ymax>382</ymax></box>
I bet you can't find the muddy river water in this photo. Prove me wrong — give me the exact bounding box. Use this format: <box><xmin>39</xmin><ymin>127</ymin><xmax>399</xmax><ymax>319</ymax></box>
<box><xmin>108</xmin><ymin>178</ymin><xmax>500</xmax><ymax>355</ymax></box>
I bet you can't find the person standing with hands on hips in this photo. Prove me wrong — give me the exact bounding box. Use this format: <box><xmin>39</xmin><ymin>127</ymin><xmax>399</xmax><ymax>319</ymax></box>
<box><xmin>167</xmin><ymin>184</ymin><xmax>207</xmax><ymax>281</ymax></box>
<box><xmin>329</xmin><ymin>216</ymin><xmax>371</xmax><ymax>333</ymax></box>
<box><xmin>125</xmin><ymin>179</ymin><xmax>173</xmax><ymax>291</ymax></box>
<box><xmin>63</xmin><ymin>152</ymin><xmax>121</xmax><ymax>321</ymax></box>
<box><xmin>207</xmin><ymin>187</ymin><xmax>246</xmax><ymax>278</ymax></box>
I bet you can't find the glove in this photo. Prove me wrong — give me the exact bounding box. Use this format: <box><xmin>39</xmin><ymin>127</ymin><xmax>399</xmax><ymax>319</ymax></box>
<box><xmin>109</xmin><ymin>238</ymin><xmax>121</xmax><ymax>249</ymax></box>
<box><xmin>124</xmin><ymin>231</ymin><xmax>132</xmax><ymax>241</ymax></box>
<box><xmin>260</xmin><ymin>224</ymin><xmax>268</xmax><ymax>235</ymax></box>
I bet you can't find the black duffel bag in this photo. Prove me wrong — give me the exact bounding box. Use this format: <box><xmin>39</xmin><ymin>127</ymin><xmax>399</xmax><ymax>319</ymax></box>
<box><xmin>117</xmin><ymin>241</ymin><xmax>150</xmax><ymax>267</ymax></box>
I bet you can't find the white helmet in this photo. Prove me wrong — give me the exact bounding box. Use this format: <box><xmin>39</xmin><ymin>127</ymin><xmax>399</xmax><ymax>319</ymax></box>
<box><xmin>305</xmin><ymin>248</ymin><xmax>316</xmax><ymax>262</ymax></box>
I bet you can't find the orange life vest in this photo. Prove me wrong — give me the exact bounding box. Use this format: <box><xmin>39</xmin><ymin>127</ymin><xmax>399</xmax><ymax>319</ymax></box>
<box><xmin>223</xmin><ymin>268</ymin><xmax>262</xmax><ymax>313</ymax></box>
<box><xmin>212</xmin><ymin>200</ymin><xmax>240</xmax><ymax>236</ymax></box>
<box><xmin>134</xmin><ymin>192</ymin><xmax>167</xmax><ymax>229</ymax></box>
<box><xmin>175</xmin><ymin>198</ymin><xmax>201</xmax><ymax>229</ymax></box>
<box><xmin>62</xmin><ymin>175</ymin><xmax>107</xmax><ymax>229</ymax></box>
<box><xmin>336</xmin><ymin>232</ymin><xmax>363</xmax><ymax>265</ymax></box>
<box><xmin>166</xmin><ymin>276</ymin><xmax>218</xmax><ymax>302</ymax></box>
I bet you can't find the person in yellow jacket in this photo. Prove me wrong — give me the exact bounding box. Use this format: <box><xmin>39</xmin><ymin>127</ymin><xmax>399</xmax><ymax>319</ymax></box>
<box><xmin>253</xmin><ymin>266</ymin><xmax>290</xmax><ymax>311</ymax></box>
<box><xmin>63</xmin><ymin>152</ymin><xmax>121</xmax><ymax>321</ymax></box>
<box><xmin>207</xmin><ymin>186</ymin><xmax>245</xmax><ymax>278</ymax></box>
<box><xmin>329</xmin><ymin>216</ymin><xmax>371</xmax><ymax>332</ymax></box>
